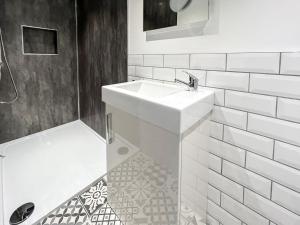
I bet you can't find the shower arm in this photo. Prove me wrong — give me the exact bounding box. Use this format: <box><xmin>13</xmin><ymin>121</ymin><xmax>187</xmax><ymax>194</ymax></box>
<box><xmin>0</xmin><ymin>27</ymin><xmax>19</xmax><ymax>104</ymax></box>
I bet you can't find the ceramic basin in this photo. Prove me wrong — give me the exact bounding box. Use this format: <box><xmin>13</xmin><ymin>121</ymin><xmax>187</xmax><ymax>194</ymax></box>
<box><xmin>117</xmin><ymin>81</ymin><xmax>182</xmax><ymax>98</ymax></box>
<box><xmin>102</xmin><ymin>80</ymin><xmax>214</xmax><ymax>134</ymax></box>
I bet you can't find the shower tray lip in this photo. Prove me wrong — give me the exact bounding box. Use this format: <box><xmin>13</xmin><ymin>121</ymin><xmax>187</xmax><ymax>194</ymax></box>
<box><xmin>102</xmin><ymin>80</ymin><xmax>214</xmax><ymax>134</ymax></box>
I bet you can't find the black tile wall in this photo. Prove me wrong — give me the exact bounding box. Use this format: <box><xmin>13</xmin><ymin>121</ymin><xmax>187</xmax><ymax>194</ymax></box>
<box><xmin>0</xmin><ymin>0</ymin><xmax>78</xmax><ymax>143</ymax></box>
<box><xmin>77</xmin><ymin>0</ymin><xmax>128</xmax><ymax>138</ymax></box>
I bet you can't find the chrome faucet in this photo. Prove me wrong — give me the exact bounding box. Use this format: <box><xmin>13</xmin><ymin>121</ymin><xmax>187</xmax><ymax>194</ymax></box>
<box><xmin>175</xmin><ymin>71</ymin><xmax>198</xmax><ymax>91</ymax></box>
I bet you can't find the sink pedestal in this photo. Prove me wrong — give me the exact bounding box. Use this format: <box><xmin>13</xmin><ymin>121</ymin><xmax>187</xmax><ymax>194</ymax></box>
<box><xmin>102</xmin><ymin>81</ymin><xmax>214</xmax><ymax>225</ymax></box>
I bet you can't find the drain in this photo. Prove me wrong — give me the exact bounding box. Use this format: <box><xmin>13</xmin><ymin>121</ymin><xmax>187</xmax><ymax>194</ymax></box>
<box><xmin>118</xmin><ymin>146</ymin><xmax>129</xmax><ymax>155</ymax></box>
<box><xmin>9</xmin><ymin>203</ymin><xmax>35</xmax><ymax>225</ymax></box>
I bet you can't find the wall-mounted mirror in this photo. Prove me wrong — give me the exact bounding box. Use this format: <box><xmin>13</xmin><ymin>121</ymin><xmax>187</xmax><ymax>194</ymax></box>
<box><xmin>144</xmin><ymin>0</ymin><xmax>209</xmax><ymax>41</ymax></box>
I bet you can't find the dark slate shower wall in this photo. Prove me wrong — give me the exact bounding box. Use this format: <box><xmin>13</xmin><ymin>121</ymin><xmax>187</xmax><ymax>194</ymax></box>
<box><xmin>77</xmin><ymin>0</ymin><xmax>128</xmax><ymax>138</ymax></box>
<box><xmin>0</xmin><ymin>0</ymin><xmax>78</xmax><ymax>144</ymax></box>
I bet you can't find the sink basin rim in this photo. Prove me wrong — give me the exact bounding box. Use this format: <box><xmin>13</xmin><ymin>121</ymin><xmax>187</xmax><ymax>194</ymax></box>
<box><xmin>116</xmin><ymin>80</ymin><xmax>184</xmax><ymax>99</ymax></box>
<box><xmin>102</xmin><ymin>80</ymin><xmax>214</xmax><ymax>134</ymax></box>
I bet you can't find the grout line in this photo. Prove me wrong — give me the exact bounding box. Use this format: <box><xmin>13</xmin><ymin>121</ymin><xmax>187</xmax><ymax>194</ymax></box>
<box><xmin>225</xmin><ymin>53</ymin><xmax>228</xmax><ymax>71</ymax></box>
<box><xmin>248</xmin><ymin>73</ymin><xmax>251</xmax><ymax>92</ymax></box>
<box><xmin>242</xmin><ymin>187</ymin><xmax>245</xmax><ymax>203</ymax></box>
<box><xmin>272</xmin><ymin>139</ymin><xmax>275</xmax><ymax>160</ymax></box>
<box><xmin>279</xmin><ymin>52</ymin><xmax>282</xmax><ymax>74</ymax></box>
<box><xmin>222</xmin><ymin>124</ymin><xmax>225</xmax><ymax>141</ymax></box>
<box><xmin>275</xmin><ymin>97</ymin><xmax>278</xmax><ymax>118</ymax></box>
<box><xmin>142</xmin><ymin>54</ymin><xmax>145</xmax><ymax>66</ymax></box>
<box><xmin>270</xmin><ymin>181</ymin><xmax>273</xmax><ymax>199</ymax></box>
<box><xmin>246</xmin><ymin>112</ymin><xmax>249</xmax><ymax>130</ymax></box>
<box><xmin>221</xmin><ymin>159</ymin><xmax>224</xmax><ymax>174</ymax></box>
<box><xmin>244</xmin><ymin>150</ymin><xmax>247</xmax><ymax>168</ymax></box>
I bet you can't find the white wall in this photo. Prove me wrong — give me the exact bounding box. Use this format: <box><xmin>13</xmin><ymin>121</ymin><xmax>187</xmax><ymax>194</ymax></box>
<box><xmin>128</xmin><ymin>0</ymin><xmax>300</xmax><ymax>54</ymax></box>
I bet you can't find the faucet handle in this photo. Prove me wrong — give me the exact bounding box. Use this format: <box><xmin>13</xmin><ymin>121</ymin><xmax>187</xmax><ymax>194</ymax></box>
<box><xmin>183</xmin><ymin>71</ymin><xmax>198</xmax><ymax>90</ymax></box>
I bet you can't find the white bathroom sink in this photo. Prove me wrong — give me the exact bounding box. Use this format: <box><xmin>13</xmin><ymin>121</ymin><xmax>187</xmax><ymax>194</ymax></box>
<box><xmin>117</xmin><ymin>81</ymin><xmax>182</xmax><ymax>98</ymax></box>
<box><xmin>102</xmin><ymin>80</ymin><xmax>214</xmax><ymax>134</ymax></box>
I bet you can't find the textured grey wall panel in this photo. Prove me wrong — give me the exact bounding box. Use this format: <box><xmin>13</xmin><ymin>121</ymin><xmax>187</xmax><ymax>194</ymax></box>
<box><xmin>77</xmin><ymin>0</ymin><xmax>128</xmax><ymax>138</ymax></box>
<box><xmin>0</xmin><ymin>0</ymin><xmax>78</xmax><ymax>143</ymax></box>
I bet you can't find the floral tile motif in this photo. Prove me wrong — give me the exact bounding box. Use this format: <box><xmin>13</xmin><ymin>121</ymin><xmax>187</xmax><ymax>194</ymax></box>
<box><xmin>90</xmin><ymin>203</ymin><xmax>123</xmax><ymax>225</ymax></box>
<box><xmin>39</xmin><ymin>198</ymin><xmax>89</xmax><ymax>225</ymax></box>
<box><xmin>80</xmin><ymin>179</ymin><xmax>108</xmax><ymax>216</ymax></box>
<box><xmin>125</xmin><ymin>175</ymin><xmax>156</xmax><ymax>207</ymax></box>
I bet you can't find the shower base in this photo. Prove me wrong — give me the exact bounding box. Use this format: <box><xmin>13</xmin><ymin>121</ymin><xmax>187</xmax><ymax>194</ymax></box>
<box><xmin>0</xmin><ymin>121</ymin><xmax>107</xmax><ymax>225</ymax></box>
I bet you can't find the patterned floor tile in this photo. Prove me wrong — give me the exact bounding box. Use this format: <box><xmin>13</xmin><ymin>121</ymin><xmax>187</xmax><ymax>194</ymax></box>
<box><xmin>107</xmin><ymin>161</ymin><xmax>140</xmax><ymax>188</ymax></box>
<box><xmin>142</xmin><ymin>190</ymin><xmax>178</xmax><ymax>225</ymax></box>
<box><xmin>106</xmin><ymin>152</ymin><xmax>180</xmax><ymax>225</ymax></box>
<box><xmin>90</xmin><ymin>203</ymin><xmax>123</xmax><ymax>225</ymax></box>
<box><xmin>35</xmin><ymin>151</ymin><xmax>204</xmax><ymax>225</ymax></box>
<box><xmin>108</xmin><ymin>191</ymin><xmax>139</xmax><ymax>224</ymax></box>
<box><xmin>125</xmin><ymin>175</ymin><xmax>156</xmax><ymax>207</ymax></box>
<box><xmin>80</xmin><ymin>179</ymin><xmax>108</xmax><ymax>216</ymax></box>
<box><xmin>40</xmin><ymin>198</ymin><xmax>89</xmax><ymax>225</ymax></box>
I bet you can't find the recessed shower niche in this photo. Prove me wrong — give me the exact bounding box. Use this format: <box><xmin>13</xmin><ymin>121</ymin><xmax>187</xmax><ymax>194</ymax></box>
<box><xmin>22</xmin><ymin>26</ymin><xmax>58</xmax><ymax>55</ymax></box>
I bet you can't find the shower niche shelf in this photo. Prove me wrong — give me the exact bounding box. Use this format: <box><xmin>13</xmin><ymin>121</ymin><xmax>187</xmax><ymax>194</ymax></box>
<box><xmin>22</xmin><ymin>25</ymin><xmax>58</xmax><ymax>55</ymax></box>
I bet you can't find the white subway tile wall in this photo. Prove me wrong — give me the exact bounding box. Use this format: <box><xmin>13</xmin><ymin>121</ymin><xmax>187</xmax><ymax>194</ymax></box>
<box><xmin>250</xmin><ymin>74</ymin><xmax>300</xmax><ymax>99</ymax></box>
<box><xmin>135</xmin><ymin>66</ymin><xmax>152</xmax><ymax>78</ymax></box>
<box><xmin>280</xmin><ymin>52</ymin><xmax>300</xmax><ymax>75</ymax></box>
<box><xmin>143</xmin><ymin>54</ymin><xmax>163</xmax><ymax>67</ymax></box>
<box><xmin>208</xmin><ymin>153</ymin><xmax>222</xmax><ymax>173</ymax></box>
<box><xmin>128</xmin><ymin>65</ymin><xmax>135</xmax><ymax>76</ymax></box>
<box><xmin>164</xmin><ymin>54</ymin><xmax>189</xmax><ymax>68</ymax></box>
<box><xmin>222</xmin><ymin>160</ymin><xmax>271</xmax><ymax>198</ymax></box>
<box><xmin>153</xmin><ymin>67</ymin><xmax>175</xmax><ymax>81</ymax></box>
<box><xmin>271</xmin><ymin>183</ymin><xmax>300</xmax><ymax>215</ymax></box>
<box><xmin>223</xmin><ymin>126</ymin><xmax>274</xmax><ymax>158</ymax></box>
<box><xmin>128</xmin><ymin>52</ymin><xmax>300</xmax><ymax>224</ymax></box>
<box><xmin>207</xmin><ymin>200</ymin><xmax>242</xmax><ymax>225</ymax></box>
<box><xmin>277</xmin><ymin>98</ymin><xmax>300</xmax><ymax>123</ymax></box>
<box><xmin>208</xmin><ymin>184</ymin><xmax>221</xmax><ymax>205</ymax></box>
<box><xmin>207</xmin><ymin>214</ymin><xmax>220</xmax><ymax>225</ymax></box>
<box><xmin>225</xmin><ymin>91</ymin><xmax>277</xmax><ymax>117</ymax></box>
<box><xmin>221</xmin><ymin>193</ymin><xmax>269</xmax><ymax>225</ymax></box>
<box><xmin>190</xmin><ymin>54</ymin><xmax>226</xmax><ymax>71</ymax></box>
<box><xmin>274</xmin><ymin>141</ymin><xmax>300</xmax><ymax>170</ymax></box>
<box><xmin>206</xmin><ymin>71</ymin><xmax>249</xmax><ymax>91</ymax></box>
<box><xmin>212</xmin><ymin>106</ymin><xmax>247</xmax><ymax>130</ymax></box>
<box><xmin>128</xmin><ymin>54</ymin><xmax>143</xmax><ymax>66</ymax></box>
<box><xmin>227</xmin><ymin>53</ymin><xmax>280</xmax><ymax>74</ymax></box>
